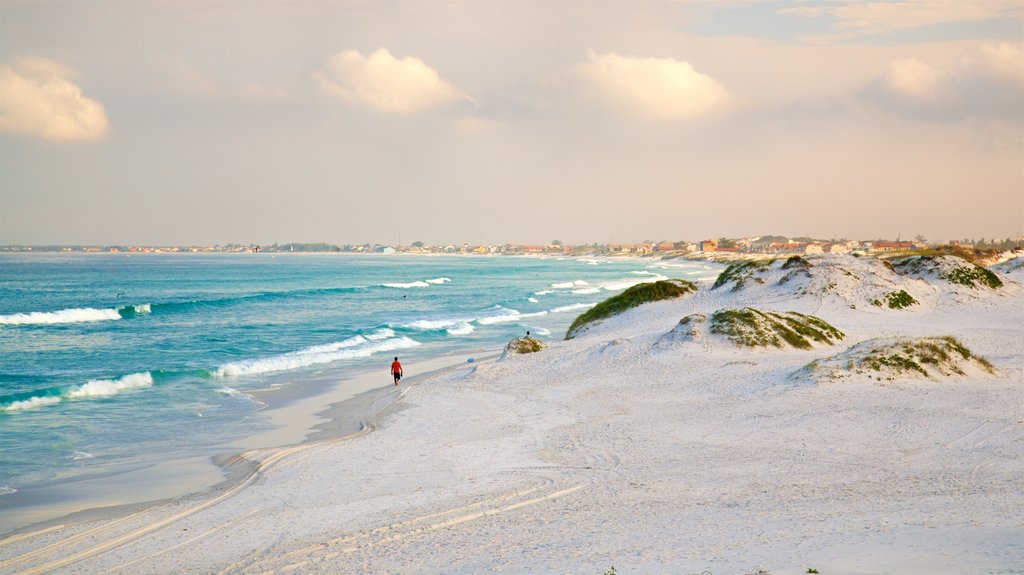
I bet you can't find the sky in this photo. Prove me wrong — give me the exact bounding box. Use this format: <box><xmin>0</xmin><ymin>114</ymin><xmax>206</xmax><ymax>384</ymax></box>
<box><xmin>1</xmin><ymin>1</ymin><xmax>1022</xmax><ymax>246</ymax></box>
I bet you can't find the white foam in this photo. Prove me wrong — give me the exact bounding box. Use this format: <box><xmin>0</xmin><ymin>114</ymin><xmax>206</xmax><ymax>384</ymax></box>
<box><xmin>631</xmin><ymin>270</ymin><xmax>658</xmax><ymax>275</ymax></box>
<box><xmin>0</xmin><ymin>485</ymin><xmax>16</xmax><ymax>496</ymax></box>
<box><xmin>365</xmin><ymin>328</ymin><xmax>395</xmax><ymax>340</ymax></box>
<box><xmin>425</xmin><ymin>278</ymin><xmax>451</xmax><ymax>284</ymax></box>
<box><xmin>528</xmin><ymin>297</ymin><xmax>540</xmax><ymax>303</ymax></box>
<box><xmin>214</xmin><ymin>336</ymin><xmax>420</xmax><ymax>377</ymax></box>
<box><xmin>572</xmin><ymin>287</ymin><xmax>602</xmax><ymax>295</ymax></box>
<box><xmin>71</xmin><ymin>451</ymin><xmax>94</xmax><ymax>460</ymax></box>
<box><xmin>382</xmin><ymin>281</ymin><xmax>430</xmax><ymax>289</ymax></box>
<box><xmin>67</xmin><ymin>372</ymin><xmax>154</xmax><ymax>399</ymax></box>
<box><xmin>0</xmin><ymin>307</ymin><xmax>121</xmax><ymax>325</ymax></box>
<box><xmin>407</xmin><ymin>319</ymin><xmax>465</xmax><ymax>330</ymax></box>
<box><xmin>602</xmin><ymin>275</ymin><xmax>668</xmax><ymax>291</ymax></box>
<box><xmin>447</xmin><ymin>322</ymin><xmax>475</xmax><ymax>336</ymax></box>
<box><xmin>534</xmin><ymin>290</ymin><xmax>555</xmax><ymax>296</ymax></box>
<box><xmin>477</xmin><ymin>309</ymin><xmax>523</xmax><ymax>325</ymax></box>
<box><xmin>2</xmin><ymin>395</ymin><xmax>62</xmax><ymax>412</ymax></box>
<box><xmin>551</xmin><ymin>280</ymin><xmax>589</xmax><ymax>289</ymax></box>
<box><xmin>530</xmin><ymin>327</ymin><xmax>552</xmax><ymax>336</ymax></box>
<box><xmin>551</xmin><ymin>303</ymin><xmax>597</xmax><ymax>313</ymax></box>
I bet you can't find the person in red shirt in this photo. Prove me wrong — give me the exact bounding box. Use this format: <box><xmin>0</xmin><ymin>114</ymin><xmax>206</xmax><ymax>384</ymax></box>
<box><xmin>391</xmin><ymin>357</ymin><xmax>403</xmax><ymax>385</ymax></box>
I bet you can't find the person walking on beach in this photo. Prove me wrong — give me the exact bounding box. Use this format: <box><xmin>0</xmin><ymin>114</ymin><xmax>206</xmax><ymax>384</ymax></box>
<box><xmin>391</xmin><ymin>357</ymin><xmax>403</xmax><ymax>385</ymax></box>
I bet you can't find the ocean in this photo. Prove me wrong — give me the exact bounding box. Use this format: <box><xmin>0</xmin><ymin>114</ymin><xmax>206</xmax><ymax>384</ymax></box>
<box><xmin>0</xmin><ymin>252</ymin><xmax>717</xmax><ymax>531</ymax></box>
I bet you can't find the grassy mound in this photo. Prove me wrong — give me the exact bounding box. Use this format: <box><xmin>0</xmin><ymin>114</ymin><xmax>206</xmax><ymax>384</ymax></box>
<box><xmin>802</xmin><ymin>336</ymin><xmax>995</xmax><ymax>382</ymax></box>
<box><xmin>891</xmin><ymin>255</ymin><xmax>1003</xmax><ymax>289</ymax></box>
<box><xmin>870</xmin><ymin>290</ymin><xmax>918</xmax><ymax>309</ymax></box>
<box><xmin>711</xmin><ymin>260</ymin><xmax>775</xmax><ymax>291</ymax></box>
<box><xmin>565</xmin><ymin>280</ymin><xmax>697</xmax><ymax>339</ymax></box>
<box><xmin>709</xmin><ymin>308</ymin><xmax>844</xmax><ymax>349</ymax></box>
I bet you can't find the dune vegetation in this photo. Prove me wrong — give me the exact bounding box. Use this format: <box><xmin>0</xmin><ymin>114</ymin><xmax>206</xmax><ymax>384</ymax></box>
<box><xmin>708</xmin><ymin>307</ymin><xmax>844</xmax><ymax>349</ymax></box>
<box><xmin>803</xmin><ymin>336</ymin><xmax>995</xmax><ymax>382</ymax></box>
<box><xmin>565</xmin><ymin>279</ymin><xmax>697</xmax><ymax>339</ymax></box>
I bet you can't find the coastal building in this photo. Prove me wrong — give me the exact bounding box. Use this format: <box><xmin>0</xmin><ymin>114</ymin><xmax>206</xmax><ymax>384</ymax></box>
<box><xmin>609</xmin><ymin>244</ymin><xmax>654</xmax><ymax>255</ymax></box>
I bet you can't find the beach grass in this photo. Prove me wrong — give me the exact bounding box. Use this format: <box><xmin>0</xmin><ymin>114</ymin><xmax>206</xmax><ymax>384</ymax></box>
<box><xmin>565</xmin><ymin>279</ymin><xmax>697</xmax><ymax>339</ymax></box>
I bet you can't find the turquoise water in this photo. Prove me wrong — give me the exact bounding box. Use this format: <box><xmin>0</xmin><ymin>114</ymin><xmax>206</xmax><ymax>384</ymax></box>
<box><xmin>0</xmin><ymin>253</ymin><xmax>716</xmax><ymax>528</ymax></box>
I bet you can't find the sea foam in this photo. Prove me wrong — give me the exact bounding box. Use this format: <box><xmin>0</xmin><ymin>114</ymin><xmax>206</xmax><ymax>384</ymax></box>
<box><xmin>67</xmin><ymin>372</ymin><xmax>154</xmax><ymax>399</ymax></box>
<box><xmin>213</xmin><ymin>335</ymin><xmax>420</xmax><ymax>377</ymax></box>
<box><xmin>0</xmin><ymin>304</ymin><xmax>152</xmax><ymax>325</ymax></box>
<box><xmin>1</xmin><ymin>307</ymin><xmax>122</xmax><ymax>325</ymax></box>
<box><xmin>551</xmin><ymin>303</ymin><xmax>597</xmax><ymax>313</ymax></box>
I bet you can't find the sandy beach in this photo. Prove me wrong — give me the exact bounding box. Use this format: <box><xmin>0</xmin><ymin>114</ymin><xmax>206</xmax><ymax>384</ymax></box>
<box><xmin>2</xmin><ymin>254</ymin><xmax>1022</xmax><ymax>574</ymax></box>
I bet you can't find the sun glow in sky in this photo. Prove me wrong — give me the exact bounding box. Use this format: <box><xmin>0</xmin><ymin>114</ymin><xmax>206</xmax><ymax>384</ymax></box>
<box><xmin>1</xmin><ymin>1</ymin><xmax>1021</xmax><ymax>245</ymax></box>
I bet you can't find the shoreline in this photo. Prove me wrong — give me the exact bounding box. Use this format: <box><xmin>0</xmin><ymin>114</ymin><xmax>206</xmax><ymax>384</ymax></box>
<box><xmin>0</xmin><ymin>349</ymin><xmax>494</xmax><ymax>539</ymax></box>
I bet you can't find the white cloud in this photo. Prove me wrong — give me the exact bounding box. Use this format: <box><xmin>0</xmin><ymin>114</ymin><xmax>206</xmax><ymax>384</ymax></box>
<box><xmin>0</xmin><ymin>57</ymin><xmax>109</xmax><ymax>140</ymax></box>
<box><xmin>315</xmin><ymin>48</ymin><xmax>469</xmax><ymax>114</ymax></box>
<box><xmin>574</xmin><ymin>50</ymin><xmax>730</xmax><ymax>119</ymax></box>
<box><xmin>880</xmin><ymin>57</ymin><xmax>957</xmax><ymax>101</ymax></box>
<box><xmin>868</xmin><ymin>44</ymin><xmax>1023</xmax><ymax>118</ymax></box>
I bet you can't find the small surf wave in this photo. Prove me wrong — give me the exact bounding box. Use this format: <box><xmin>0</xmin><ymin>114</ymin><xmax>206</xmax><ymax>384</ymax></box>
<box><xmin>551</xmin><ymin>303</ymin><xmax>597</xmax><ymax>313</ymax></box>
<box><xmin>0</xmin><ymin>304</ymin><xmax>149</xmax><ymax>325</ymax></box>
<box><xmin>0</xmin><ymin>372</ymin><xmax>155</xmax><ymax>413</ymax></box>
<box><xmin>0</xmin><ymin>485</ymin><xmax>16</xmax><ymax>496</ymax></box>
<box><xmin>405</xmin><ymin>319</ymin><xmax>466</xmax><ymax>330</ymax></box>
<box><xmin>2</xmin><ymin>395</ymin><xmax>62</xmax><ymax>411</ymax></box>
<box><xmin>601</xmin><ymin>274</ymin><xmax>668</xmax><ymax>291</ymax></box>
<box><xmin>67</xmin><ymin>372</ymin><xmax>154</xmax><ymax>399</ymax></box>
<box><xmin>527</xmin><ymin>297</ymin><xmax>539</xmax><ymax>303</ymax></box>
<box><xmin>424</xmin><ymin>277</ymin><xmax>451</xmax><ymax>284</ymax></box>
<box><xmin>213</xmin><ymin>335</ymin><xmax>420</xmax><ymax>378</ymax></box>
<box><xmin>71</xmin><ymin>451</ymin><xmax>95</xmax><ymax>460</ymax></box>
<box><xmin>534</xmin><ymin>290</ymin><xmax>555</xmax><ymax>296</ymax></box>
<box><xmin>383</xmin><ymin>281</ymin><xmax>430</xmax><ymax>288</ymax></box>
<box><xmin>572</xmin><ymin>287</ymin><xmax>602</xmax><ymax>295</ymax></box>
<box><xmin>447</xmin><ymin>322</ymin><xmax>475</xmax><ymax>335</ymax></box>
<box><xmin>551</xmin><ymin>280</ymin><xmax>590</xmax><ymax>289</ymax></box>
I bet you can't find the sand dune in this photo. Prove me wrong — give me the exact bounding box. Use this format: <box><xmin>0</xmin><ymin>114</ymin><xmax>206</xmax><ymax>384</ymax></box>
<box><xmin>3</xmin><ymin>254</ymin><xmax>1021</xmax><ymax>574</ymax></box>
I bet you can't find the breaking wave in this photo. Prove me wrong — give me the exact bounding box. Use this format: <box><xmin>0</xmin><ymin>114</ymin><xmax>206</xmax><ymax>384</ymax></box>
<box><xmin>382</xmin><ymin>278</ymin><xmax>451</xmax><ymax>289</ymax></box>
<box><xmin>446</xmin><ymin>322</ymin><xmax>475</xmax><ymax>335</ymax></box>
<box><xmin>551</xmin><ymin>280</ymin><xmax>590</xmax><ymax>289</ymax></box>
<box><xmin>0</xmin><ymin>372</ymin><xmax>155</xmax><ymax>413</ymax></box>
<box><xmin>0</xmin><ymin>304</ymin><xmax>151</xmax><ymax>325</ymax></box>
<box><xmin>551</xmin><ymin>303</ymin><xmax>597</xmax><ymax>313</ymax></box>
<box><xmin>213</xmin><ymin>331</ymin><xmax>419</xmax><ymax>377</ymax></box>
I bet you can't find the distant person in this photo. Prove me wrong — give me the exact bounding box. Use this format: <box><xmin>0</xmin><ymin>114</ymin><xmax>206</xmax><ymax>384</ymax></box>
<box><xmin>391</xmin><ymin>357</ymin><xmax>403</xmax><ymax>385</ymax></box>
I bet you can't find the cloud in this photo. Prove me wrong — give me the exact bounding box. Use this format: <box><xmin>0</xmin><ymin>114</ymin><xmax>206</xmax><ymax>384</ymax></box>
<box><xmin>867</xmin><ymin>44</ymin><xmax>1023</xmax><ymax>119</ymax></box>
<box><xmin>315</xmin><ymin>48</ymin><xmax>469</xmax><ymax>114</ymax></box>
<box><xmin>0</xmin><ymin>57</ymin><xmax>109</xmax><ymax>140</ymax></box>
<box><xmin>574</xmin><ymin>50</ymin><xmax>730</xmax><ymax>119</ymax></box>
<box><xmin>780</xmin><ymin>1</ymin><xmax>1022</xmax><ymax>42</ymax></box>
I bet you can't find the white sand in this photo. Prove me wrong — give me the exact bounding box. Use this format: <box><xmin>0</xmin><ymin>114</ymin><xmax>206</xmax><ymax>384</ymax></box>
<box><xmin>2</xmin><ymin>254</ymin><xmax>1022</xmax><ymax>574</ymax></box>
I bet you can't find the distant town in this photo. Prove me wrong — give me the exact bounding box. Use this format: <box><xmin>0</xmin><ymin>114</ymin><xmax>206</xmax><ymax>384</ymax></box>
<box><xmin>3</xmin><ymin>235</ymin><xmax>1022</xmax><ymax>256</ymax></box>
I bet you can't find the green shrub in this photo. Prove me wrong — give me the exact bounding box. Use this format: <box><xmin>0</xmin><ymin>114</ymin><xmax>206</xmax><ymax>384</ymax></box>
<box><xmin>944</xmin><ymin>265</ymin><xmax>1003</xmax><ymax>289</ymax></box>
<box><xmin>565</xmin><ymin>280</ymin><xmax>697</xmax><ymax>339</ymax></box>
<box><xmin>709</xmin><ymin>308</ymin><xmax>843</xmax><ymax>349</ymax></box>
<box><xmin>712</xmin><ymin>260</ymin><xmax>774</xmax><ymax>291</ymax></box>
<box><xmin>884</xmin><ymin>290</ymin><xmax>918</xmax><ymax>309</ymax></box>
